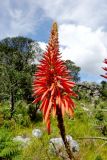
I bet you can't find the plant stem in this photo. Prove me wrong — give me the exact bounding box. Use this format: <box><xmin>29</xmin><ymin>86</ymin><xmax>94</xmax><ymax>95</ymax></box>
<box><xmin>56</xmin><ymin>106</ymin><xmax>75</xmax><ymax>160</ymax></box>
<box><xmin>77</xmin><ymin>137</ymin><xmax>107</xmax><ymax>141</ymax></box>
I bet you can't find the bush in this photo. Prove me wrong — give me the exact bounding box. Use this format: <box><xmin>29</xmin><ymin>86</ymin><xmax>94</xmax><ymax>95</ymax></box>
<box><xmin>14</xmin><ymin>114</ymin><xmax>31</xmax><ymax>127</ymax></box>
<box><xmin>95</xmin><ymin>111</ymin><xmax>104</xmax><ymax>121</ymax></box>
<box><xmin>95</xmin><ymin>155</ymin><xmax>103</xmax><ymax>160</ymax></box>
<box><xmin>0</xmin><ymin>101</ymin><xmax>11</xmax><ymax>119</ymax></box>
<box><xmin>3</xmin><ymin>119</ymin><xmax>16</xmax><ymax>130</ymax></box>
<box><xmin>102</xmin><ymin>124</ymin><xmax>107</xmax><ymax>136</ymax></box>
<box><xmin>13</xmin><ymin>101</ymin><xmax>31</xmax><ymax>127</ymax></box>
<box><xmin>14</xmin><ymin>101</ymin><xmax>29</xmax><ymax>116</ymax></box>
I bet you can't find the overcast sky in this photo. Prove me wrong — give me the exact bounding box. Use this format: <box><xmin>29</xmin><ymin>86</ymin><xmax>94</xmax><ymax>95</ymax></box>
<box><xmin>0</xmin><ymin>0</ymin><xmax>107</xmax><ymax>82</ymax></box>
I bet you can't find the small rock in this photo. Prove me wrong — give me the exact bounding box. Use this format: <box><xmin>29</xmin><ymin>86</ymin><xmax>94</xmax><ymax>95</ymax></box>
<box><xmin>32</xmin><ymin>129</ymin><xmax>43</xmax><ymax>138</ymax></box>
<box><xmin>71</xmin><ymin>140</ymin><xmax>79</xmax><ymax>152</ymax></box>
<box><xmin>13</xmin><ymin>136</ymin><xmax>30</xmax><ymax>144</ymax></box>
<box><xmin>49</xmin><ymin>135</ymin><xmax>79</xmax><ymax>156</ymax></box>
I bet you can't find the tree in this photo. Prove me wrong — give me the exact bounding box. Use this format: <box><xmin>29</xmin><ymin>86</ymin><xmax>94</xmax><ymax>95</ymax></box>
<box><xmin>33</xmin><ymin>22</ymin><xmax>77</xmax><ymax>160</ymax></box>
<box><xmin>64</xmin><ymin>60</ymin><xmax>81</xmax><ymax>82</ymax></box>
<box><xmin>0</xmin><ymin>37</ymin><xmax>36</xmax><ymax>118</ymax></box>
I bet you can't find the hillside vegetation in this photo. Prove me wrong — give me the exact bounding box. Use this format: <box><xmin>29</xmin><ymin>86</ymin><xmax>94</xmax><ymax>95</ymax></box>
<box><xmin>0</xmin><ymin>36</ymin><xmax>107</xmax><ymax>160</ymax></box>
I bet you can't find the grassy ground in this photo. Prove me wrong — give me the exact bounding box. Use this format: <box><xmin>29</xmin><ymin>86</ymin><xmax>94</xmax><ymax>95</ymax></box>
<box><xmin>0</xmin><ymin>99</ymin><xmax>107</xmax><ymax>160</ymax></box>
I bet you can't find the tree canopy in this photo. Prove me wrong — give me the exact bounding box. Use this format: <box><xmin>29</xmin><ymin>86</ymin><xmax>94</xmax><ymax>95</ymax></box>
<box><xmin>0</xmin><ymin>37</ymin><xmax>37</xmax><ymax>117</ymax></box>
<box><xmin>64</xmin><ymin>60</ymin><xmax>81</xmax><ymax>82</ymax></box>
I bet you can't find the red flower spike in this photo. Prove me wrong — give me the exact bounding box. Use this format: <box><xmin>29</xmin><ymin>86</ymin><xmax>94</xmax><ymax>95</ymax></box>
<box><xmin>33</xmin><ymin>22</ymin><xmax>77</xmax><ymax>134</ymax></box>
<box><xmin>101</xmin><ymin>59</ymin><xmax>107</xmax><ymax>79</ymax></box>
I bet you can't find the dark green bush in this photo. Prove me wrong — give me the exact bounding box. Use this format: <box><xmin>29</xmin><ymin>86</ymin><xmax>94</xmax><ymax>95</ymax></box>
<box><xmin>95</xmin><ymin>111</ymin><xmax>104</xmax><ymax>121</ymax></box>
<box><xmin>95</xmin><ymin>155</ymin><xmax>103</xmax><ymax>160</ymax></box>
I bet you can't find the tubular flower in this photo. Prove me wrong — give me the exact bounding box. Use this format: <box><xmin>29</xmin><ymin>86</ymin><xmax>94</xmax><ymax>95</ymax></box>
<box><xmin>101</xmin><ymin>59</ymin><xmax>107</xmax><ymax>79</ymax></box>
<box><xmin>32</xmin><ymin>22</ymin><xmax>77</xmax><ymax>134</ymax></box>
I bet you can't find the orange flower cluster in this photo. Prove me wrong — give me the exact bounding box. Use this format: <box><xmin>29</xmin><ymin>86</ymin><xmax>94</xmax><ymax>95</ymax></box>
<box><xmin>101</xmin><ymin>59</ymin><xmax>107</xmax><ymax>79</ymax></box>
<box><xmin>33</xmin><ymin>22</ymin><xmax>77</xmax><ymax>134</ymax></box>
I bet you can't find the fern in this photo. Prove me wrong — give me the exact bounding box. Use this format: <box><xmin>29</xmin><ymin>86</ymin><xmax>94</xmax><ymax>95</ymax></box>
<box><xmin>0</xmin><ymin>129</ymin><xmax>21</xmax><ymax>160</ymax></box>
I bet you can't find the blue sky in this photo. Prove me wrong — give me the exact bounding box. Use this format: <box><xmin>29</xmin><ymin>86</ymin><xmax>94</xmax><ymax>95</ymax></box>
<box><xmin>29</xmin><ymin>18</ymin><xmax>53</xmax><ymax>42</ymax></box>
<box><xmin>0</xmin><ymin>0</ymin><xmax>107</xmax><ymax>83</ymax></box>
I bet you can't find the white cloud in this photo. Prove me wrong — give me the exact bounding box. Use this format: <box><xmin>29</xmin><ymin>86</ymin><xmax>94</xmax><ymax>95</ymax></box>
<box><xmin>37</xmin><ymin>0</ymin><xmax>107</xmax><ymax>30</ymax></box>
<box><xmin>1</xmin><ymin>0</ymin><xmax>107</xmax><ymax>40</ymax></box>
<box><xmin>1</xmin><ymin>0</ymin><xmax>107</xmax><ymax>39</ymax></box>
<box><xmin>38</xmin><ymin>41</ymin><xmax>47</xmax><ymax>51</ymax></box>
<box><xmin>39</xmin><ymin>24</ymin><xmax>107</xmax><ymax>82</ymax></box>
<box><xmin>59</xmin><ymin>24</ymin><xmax>107</xmax><ymax>79</ymax></box>
<box><xmin>0</xmin><ymin>0</ymin><xmax>41</xmax><ymax>39</ymax></box>
<box><xmin>0</xmin><ymin>0</ymin><xmax>107</xmax><ymax>82</ymax></box>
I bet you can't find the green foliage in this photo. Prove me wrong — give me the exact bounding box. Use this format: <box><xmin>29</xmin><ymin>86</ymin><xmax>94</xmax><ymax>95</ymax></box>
<box><xmin>101</xmin><ymin>124</ymin><xmax>107</xmax><ymax>136</ymax></box>
<box><xmin>13</xmin><ymin>101</ymin><xmax>31</xmax><ymax>127</ymax></box>
<box><xmin>28</xmin><ymin>103</ymin><xmax>42</xmax><ymax>122</ymax></box>
<box><xmin>0</xmin><ymin>36</ymin><xmax>37</xmax><ymax>118</ymax></box>
<box><xmin>95</xmin><ymin>155</ymin><xmax>103</xmax><ymax>160</ymax></box>
<box><xmin>0</xmin><ymin>101</ymin><xmax>11</xmax><ymax>119</ymax></box>
<box><xmin>0</xmin><ymin>113</ymin><xmax>4</xmax><ymax>126</ymax></box>
<box><xmin>3</xmin><ymin>119</ymin><xmax>16</xmax><ymax>130</ymax></box>
<box><xmin>15</xmin><ymin>115</ymin><xmax>31</xmax><ymax>127</ymax></box>
<box><xmin>64</xmin><ymin>60</ymin><xmax>81</xmax><ymax>82</ymax></box>
<box><xmin>0</xmin><ymin>129</ymin><xmax>21</xmax><ymax>160</ymax></box>
<box><xmin>1</xmin><ymin>37</ymin><xmax>33</xmax><ymax>53</ymax></box>
<box><xmin>0</xmin><ymin>37</ymin><xmax>36</xmax><ymax>103</ymax></box>
<box><xmin>0</xmin><ymin>100</ymin><xmax>107</xmax><ymax>159</ymax></box>
<box><xmin>0</xmin><ymin>36</ymin><xmax>106</xmax><ymax>159</ymax></box>
<box><xmin>0</xmin><ymin>101</ymin><xmax>31</xmax><ymax>127</ymax></box>
<box><xmin>101</xmin><ymin>81</ymin><xmax>107</xmax><ymax>99</ymax></box>
<box><xmin>0</xmin><ymin>104</ymin><xmax>4</xmax><ymax>126</ymax></box>
<box><xmin>99</xmin><ymin>101</ymin><xmax>107</xmax><ymax>109</ymax></box>
<box><xmin>16</xmin><ymin>134</ymin><xmax>60</xmax><ymax>160</ymax></box>
<box><xmin>95</xmin><ymin>111</ymin><xmax>104</xmax><ymax>121</ymax></box>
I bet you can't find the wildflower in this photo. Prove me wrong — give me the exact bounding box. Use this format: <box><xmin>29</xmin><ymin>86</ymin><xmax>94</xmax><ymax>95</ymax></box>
<box><xmin>33</xmin><ymin>22</ymin><xmax>77</xmax><ymax>160</ymax></box>
<box><xmin>101</xmin><ymin>59</ymin><xmax>107</xmax><ymax>79</ymax></box>
<box><xmin>33</xmin><ymin>22</ymin><xmax>77</xmax><ymax>133</ymax></box>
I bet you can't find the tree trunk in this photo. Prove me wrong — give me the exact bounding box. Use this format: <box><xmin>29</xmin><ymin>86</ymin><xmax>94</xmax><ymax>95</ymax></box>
<box><xmin>56</xmin><ymin>106</ymin><xmax>75</xmax><ymax>160</ymax></box>
<box><xmin>10</xmin><ymin>89</ymin><xmax>14</xmax><ymax>119</ymax></box>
